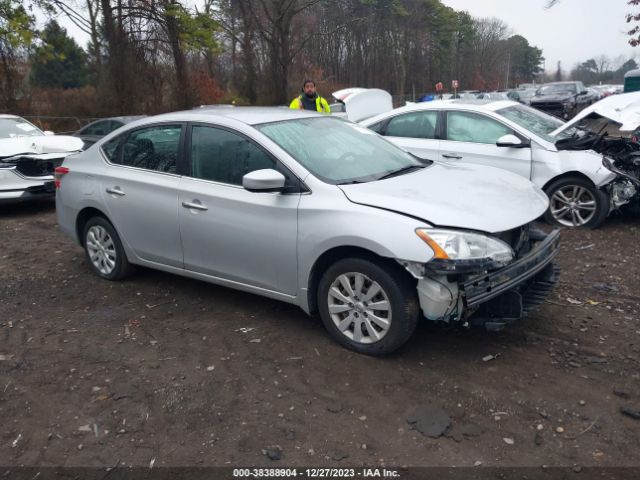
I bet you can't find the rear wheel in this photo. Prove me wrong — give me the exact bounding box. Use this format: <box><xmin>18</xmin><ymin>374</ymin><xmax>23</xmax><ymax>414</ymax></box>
<box><xmin>543</xmin><ymin>176</ymin><xmax>609</xmax><ymax>229</ymax></box>
<box><xmin>317</xmin><ymin>257</ymin><xmax>419</xmax><ymax>356</ymax></box>
<box><xmin>83</xmin><ymin>217</ymin><xmax>135</xmax><ymax>280</ymax></box>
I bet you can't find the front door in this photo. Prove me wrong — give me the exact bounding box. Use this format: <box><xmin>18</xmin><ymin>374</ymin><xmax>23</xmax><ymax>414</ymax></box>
<box><xmin>179</xmin><ymin>124</ymin><xmax>300</xmax><ymax>295</ymax></box>
<box><xmin>441</xmin><ymin>111</ymin><xmax>532</xmax><ymax>179</ymax></box>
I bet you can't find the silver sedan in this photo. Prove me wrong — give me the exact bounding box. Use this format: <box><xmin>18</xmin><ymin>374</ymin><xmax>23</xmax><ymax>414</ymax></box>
<box><xmin>56</xmin><ymin>107</ymin><xmax>559</xmax><ymax>355</ymax></box>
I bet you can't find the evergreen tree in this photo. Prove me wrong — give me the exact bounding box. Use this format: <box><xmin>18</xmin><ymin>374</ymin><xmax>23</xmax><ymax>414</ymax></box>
<box><xmin>30</xmin><ymin>20</ymin><xmax>88</xmax><ymax>89</ymax></box>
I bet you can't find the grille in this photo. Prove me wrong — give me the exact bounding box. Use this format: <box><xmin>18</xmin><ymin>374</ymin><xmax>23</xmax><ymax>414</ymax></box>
<box><xmin>15</xmin><ymin>158</ymin><xmax>63</xmax><ymax>177</ymax></box>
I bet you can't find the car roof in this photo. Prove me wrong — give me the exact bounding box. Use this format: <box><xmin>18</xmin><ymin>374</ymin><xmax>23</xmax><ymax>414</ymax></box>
<box><xmin>93</xmin><ymin>115</ymin><xmax>146</xmax><ymax>123</ymax></box>
<box><xmin>0</xmin><ymin>114</ymin><xmax>22</xmax><ymax>120</ymax></box>
<box><xmin>391</xmin><ymin>99</ymin><xmax>518</xmax><ymax>112</ymax></box>
<box><xmin>134</xmin><ymin>107</ymin><xmax>320</xmax><ymax>127</ymax></box>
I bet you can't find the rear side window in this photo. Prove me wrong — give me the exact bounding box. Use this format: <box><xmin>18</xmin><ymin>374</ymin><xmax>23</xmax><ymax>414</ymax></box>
<box><xmin>81</xmin><ymin>120</ymin><xmax>111</xmax><ymax>136</ymax></box>
<box><xmin>367</xmin><ymin>121</ymin><xmax>385</xmax><ymax>134</ymax></box>
<box><xmin>106</xmin><ymin>124</ymin><xmax>182</xmax><ymax>173</ymax></box>
<box><xmin>190</xmin><ymin>125</ymin><xmax>275</xmax><ymax>185</ymax></box>
<box><xmin>384</xmin><ymin>111</ymin><xmax>438</xmax><ymax>139</ymax></box>
<box><xmin>446</xmin><ymin>112</ymin><xmax>512</xmax><ymax>144</ymax></box>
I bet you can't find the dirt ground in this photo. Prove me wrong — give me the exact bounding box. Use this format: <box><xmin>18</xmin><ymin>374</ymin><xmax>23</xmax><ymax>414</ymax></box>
<box><xmin>1</xmin><ymin>200</ymin><xmax>640</xmax><ymax>471</ymax></box>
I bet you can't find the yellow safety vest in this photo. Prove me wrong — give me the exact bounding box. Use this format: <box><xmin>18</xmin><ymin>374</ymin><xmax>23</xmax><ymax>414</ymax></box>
<box><xmin>289</xmin><ymin>94</ymin><xmax>331</xmax><ymax>113</ymax></box>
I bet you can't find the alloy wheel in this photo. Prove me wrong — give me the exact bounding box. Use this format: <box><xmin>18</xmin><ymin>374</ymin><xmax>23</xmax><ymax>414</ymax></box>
<box><xmin>550</xmin><ymin>185</ymin><xmax>597</xmax><ymax>227</ymax></box>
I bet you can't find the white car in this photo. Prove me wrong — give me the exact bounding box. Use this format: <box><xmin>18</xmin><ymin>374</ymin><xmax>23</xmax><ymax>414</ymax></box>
<box><xmin>360</xmin><ymin>99</ymin><xmax>638</xmax><ymax>228</ymax></box>
<box><xmin>0</xmin><ymin>115</ymin><xmax>84</xmax><ymax>204</ymax></box>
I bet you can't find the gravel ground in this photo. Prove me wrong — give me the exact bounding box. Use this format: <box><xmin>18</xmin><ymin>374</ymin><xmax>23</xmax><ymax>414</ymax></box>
<box><xmin>1</xmin><ymin>201</ymin><xmax>639</xmax><ymax>470</ymax></box>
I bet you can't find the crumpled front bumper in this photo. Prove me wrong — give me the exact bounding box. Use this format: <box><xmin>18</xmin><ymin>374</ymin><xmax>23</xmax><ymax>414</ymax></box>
<box><xmin>464</xmin><ymin>229</ymin><xmax>561</xmax><ymax>330</ymax></box>
<box><xmin>414</xmin><ymin>229</ymin><xmax>561</xmax><ymax>327</ymax></box>
<box><xmin>0</xmin><ymin>167</ymin><xmax>55</xmax><ymax>203</ymax></box>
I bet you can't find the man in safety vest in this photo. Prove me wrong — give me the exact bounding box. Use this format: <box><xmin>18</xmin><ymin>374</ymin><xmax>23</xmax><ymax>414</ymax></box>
<box><xmin>289</xmin><ymin>79</ymin><xmax>331</xmax><ymax>113</ymax></box>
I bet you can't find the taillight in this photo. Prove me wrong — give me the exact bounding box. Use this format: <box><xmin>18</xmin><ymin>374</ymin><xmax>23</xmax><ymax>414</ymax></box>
<box><xmin>54</xmin><ymin>166</ymin><xmax>69</xmax><ymax>188</ymax></box>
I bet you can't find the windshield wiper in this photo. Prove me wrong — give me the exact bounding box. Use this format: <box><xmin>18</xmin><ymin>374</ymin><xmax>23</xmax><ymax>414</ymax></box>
<box><xmin>377</xmin><ymin>165</ymin><xmax>425</xmax><ymax>180</ymax></box>
<box><xmin>337</xmin><ymin>179</ymin><xmax>367</xmax><ymax>185</ymax></box>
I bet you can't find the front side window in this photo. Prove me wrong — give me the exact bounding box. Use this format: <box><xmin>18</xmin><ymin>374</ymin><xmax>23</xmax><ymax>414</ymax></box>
<box><xmin>190</xmin><ymin>125</ymin><xmax>275</xmax><ymax>185</ymax></box>
<box><xmin>107</xmin><ymin>124</ymin><xmax>181</xmax><ymax>173</ymax></box>
<box><xmin>385</xmin><ymin>111</ymin><xmax>438</xmax><ymax>139</ymax></box>
<box><xmin>497</xmin><ymin>104</ymin><xmax>573</xmax><ymax>142</ymax></box>
<box><xmin>81</xmin><ymin>121</ymin><xmax>111</xmax><ymax>136</ymax></box>
<box><xmin>537</xmin><ymin>83</ymin><xmax>577</xmax><ymax>95</ymax></box>
<box><xmin>446</xmin><ymin>111</ymin><xmax>513</xmax><ymax>145</ymax></box>
<box><xmin>256</xmin><ymin>117</ymin><xmax>425</xmax><ymax>184</ymax></box>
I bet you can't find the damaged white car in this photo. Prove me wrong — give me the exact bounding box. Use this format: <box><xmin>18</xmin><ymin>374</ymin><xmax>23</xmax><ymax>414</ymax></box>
<box><xmin>0</xmin><ymin>114</ymin><xmax>84</xmax><ymax>204</ymax></box>
<box><xmin>360</xmin><ymin>98</ymin><xmax>639</xmax><ymax>228</ymax></box>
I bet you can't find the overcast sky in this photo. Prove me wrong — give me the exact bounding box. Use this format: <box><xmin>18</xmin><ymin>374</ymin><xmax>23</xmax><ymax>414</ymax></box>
<box><xmin>441</xmin><ymin>0</ymin><xmax>637</xmax><ymax>72</ymax></box>
<box><xmin>45</xmin><ymin>0</ymin><xmax>638</xmax><ymax>74</ymax></box>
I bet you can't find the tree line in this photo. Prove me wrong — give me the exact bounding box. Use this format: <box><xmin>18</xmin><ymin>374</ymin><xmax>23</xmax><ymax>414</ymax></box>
<box><xmin>2</xmin><ymin>0</ymin><xmax>547</xmax><ymax>118</ymax></box>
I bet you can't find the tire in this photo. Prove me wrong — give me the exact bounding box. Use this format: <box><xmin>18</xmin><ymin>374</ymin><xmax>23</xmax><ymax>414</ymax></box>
<box><xmin>317</xmin><ymin>257</ymin><xmax>419</xmax><ymax>356</ymax></box>
<box><xmin>543</xmin><ymin>176</ymin><xmax>609</xmax><ymax>229</ymax></box>
<box><xmin>82</xmin><ymin>216</ymin><xmax>135</xmax><ymax>281</ymax></box>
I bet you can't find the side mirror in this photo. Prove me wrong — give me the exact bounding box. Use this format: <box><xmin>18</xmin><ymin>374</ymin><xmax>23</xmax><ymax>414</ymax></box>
<box><xmin>242</xmin><ymin>169</ymin><xmax>286</xmax><ymax>192</ymax></box>
<box><xmin>496</xmin><ymin>134</ymin><xmax>529</xmax><ymax>148</ymax></box>
<box><xmin>43</xmin><ymin>130</ymin><xmax>55</xmax><ymax>136</ymax></box>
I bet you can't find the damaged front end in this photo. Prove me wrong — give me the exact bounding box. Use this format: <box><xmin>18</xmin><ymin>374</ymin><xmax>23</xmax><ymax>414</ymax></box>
<box><xmin>556</xmin><ymin>130</ymin><xmax>640</xmax><ymax>214</ymax></box>
<box><xmin>0</xmin><ymin>153</ymin><xmax>67</xmax><ymax>202</ymax></box>
<box><xmin>398</xmin><ymin>225</ymin><xmax>561</xmax><ymax>331</ymax></box>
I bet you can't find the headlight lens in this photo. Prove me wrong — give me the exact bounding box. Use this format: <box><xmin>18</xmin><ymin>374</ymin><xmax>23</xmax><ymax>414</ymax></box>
<box><xmin>416</xmin><ymin>228</ymin><xmax>514</xmax><ymax>269</ymax></box>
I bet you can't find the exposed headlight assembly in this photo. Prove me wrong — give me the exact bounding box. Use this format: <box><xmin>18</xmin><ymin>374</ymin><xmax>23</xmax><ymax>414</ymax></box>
<box><xmin>416</xmin><ymin>228</ymin><xmax>514</xmax><ymax>273</ymax></box>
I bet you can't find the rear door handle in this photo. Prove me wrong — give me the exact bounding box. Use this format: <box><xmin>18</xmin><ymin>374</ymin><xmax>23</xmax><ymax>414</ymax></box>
<box><xmin>182</xmin><ymin>200</ymin><xmax>208</xmax><ymax>211</ymax></box>
<box><xmin>442</xmin><ymin>153</ymin><xmax>463</xmax><ymax>160</ymax></box>
<box><xmin>106</xmin><ymin>187</ymin><xmax>125</xmax><ymax>196</ymax></box>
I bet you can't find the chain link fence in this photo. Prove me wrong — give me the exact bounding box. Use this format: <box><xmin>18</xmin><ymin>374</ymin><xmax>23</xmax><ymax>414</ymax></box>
<box><xmin>21</xmin><ymin>116</ymin><xmax>101</xmax><ymax>135</ymax></box>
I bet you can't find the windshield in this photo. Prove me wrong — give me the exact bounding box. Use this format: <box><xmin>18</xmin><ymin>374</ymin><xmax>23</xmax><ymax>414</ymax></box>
<box><xmin>497</xmin><ymin>104</ymin><xmax>578</xmax><ymax>142</ymax></box>
<box><xmin>0</xmin><ymin>118</ymin><xmax>43</xmax><ymax>139</ymax></box>
<box><xmin>537</xmin><ymin>84</ymin><xmax>577</xmax><ymax>95</ymax></box>
<box><xmin>256</xmin><ymin>117</ymin><xmax>425</xmax><ymax>184</ymax></box>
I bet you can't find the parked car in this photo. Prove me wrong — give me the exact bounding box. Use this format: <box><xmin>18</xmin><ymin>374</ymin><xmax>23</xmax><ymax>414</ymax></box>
<box><xmin>530</xmin><ymin>81</ymin><xmax>591</xmax><ymax>119</ymax></box>
<box><xmin>56</xmin><ymin>108</ymin><xmax>559</xmax><ymax>355</ymax></box>
<box><xmin>516</xmin><ymin>88</ymin><xmax>538</xmax><ymax>105</ymax></box>
<box><xmin>73</xmin><ymin>116</ymin><xmax>145</xmax><ymax>149</ymax></box>
<box><xmin>0</xmin><ymin>114</ymin><xmax>83</xmax><ymax>204</ymax></box>
<box><xmin>360</xmin><ymin>99</ymin><xmax>637</xmax><ymax>228</ymax></box>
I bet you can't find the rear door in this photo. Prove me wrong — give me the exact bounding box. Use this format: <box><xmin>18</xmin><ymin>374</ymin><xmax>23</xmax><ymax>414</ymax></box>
<box><xmin>377</xmin><ymin>110</ymin><xmax>441</xmax><ymax>161</ymax></box>
<box><xmin>178</xmin><ymin>123</ymin><xmax>301</xmax><ymax>294</ymax></box>
<box><xmin>99</xmin><ymin>123</ymin><xmax>184</xmax><ymax>267</ymax></box>
<box><xmin>441</xmin><ymin>110</ymin><xmax>532</xmax><ymax>179</ymax></box>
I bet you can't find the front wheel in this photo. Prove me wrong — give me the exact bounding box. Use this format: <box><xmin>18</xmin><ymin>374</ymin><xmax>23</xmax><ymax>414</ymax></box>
<box><xmin>543</xmin><ymin>176</ymin><xmax>609</xmax><ymax>228</ymax></box>
<box><xmin>317</xmin><ymin>257</ymin><xmax>419</xmax><ymax>356</ymax></box>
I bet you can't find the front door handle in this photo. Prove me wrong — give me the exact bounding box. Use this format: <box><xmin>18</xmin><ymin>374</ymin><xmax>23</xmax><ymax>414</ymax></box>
<box><xmin>182</xmin><ymin>200</ymin><xmax>208</xmax><ymax>211</ymax></box>
<box><xmin>442</xmin><ymin>153</ymin><xmax>463</xmax><ymax>160</ymax></box>
<box><xmin>106</xmin><ymin>187</ymin><xmax>125</xmax><ymax>196</ymax></box>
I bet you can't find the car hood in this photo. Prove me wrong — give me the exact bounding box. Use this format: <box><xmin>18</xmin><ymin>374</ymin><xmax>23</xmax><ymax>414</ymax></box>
<box><xmin>338</xmin><ymin>162</ymin><xmax>549</xmax><ymax>234</ymax></box>
<box><xmin>531</xmin><ymin>93</ymin><xmax>574</xmax><ymax>103</ymax></box>
<box><xmin>550</xmin><ymin>91</ymin><xmax>640</xmax><ymax>137</ymax></box>
<box><xmin>0</xmin><ymin>135</ymin><xmax>84</xmax><ymax>159</ymax></box>
<box><xmin>332</xmin><ymin>88</ymin><xmax>393</xmax><ymax>122</ymax></box>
